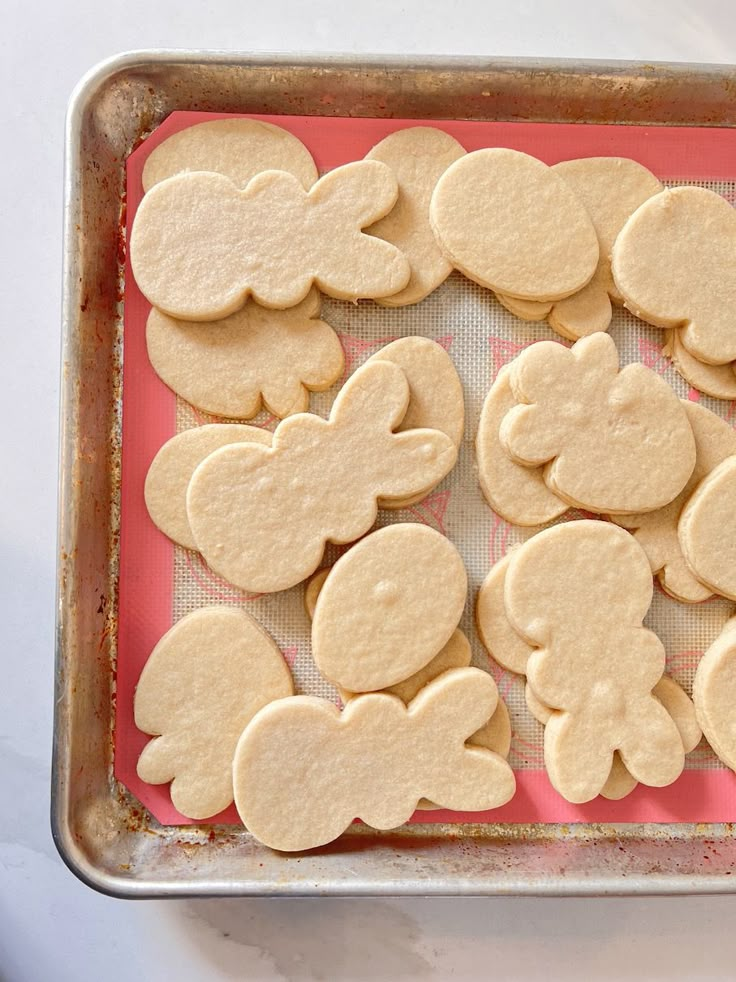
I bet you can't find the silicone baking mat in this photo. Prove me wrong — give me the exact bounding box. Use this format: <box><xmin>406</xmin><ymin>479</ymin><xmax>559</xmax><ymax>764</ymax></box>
<box><xmin>116</xmin><ymin>111</ymin><xmax>736</xmax><ymax>826</ymax></box>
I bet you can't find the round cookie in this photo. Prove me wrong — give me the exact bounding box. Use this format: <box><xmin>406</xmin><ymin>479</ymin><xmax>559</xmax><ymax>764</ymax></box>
<box><xmin>678</xmin><ymin>455</ymin><xmax>736</xmax><ymax>601</ymax></box>
<box><xmin>476</xmin><ymin>367</ymin><xmax>567</xmax><ymax>526</ymax></box>
<box><xmin>365</xmin><ymin>127</ymin><xmax>466</xmax><ymax>306</ymax></box>
<box><xmin>430</xmin><ymin>148</ymin><xmax>599</xmax><ymax>301</ymax></box>
<box><xmin>135</xmin><ymin>607</ymin><xmax>293</xmax><ymax>820</ymax></box>
<box><xmin>663</xmin><ymin>329</ymin><xmax>736</xmax><ymax>401</ymax></box>
<box><xmin>612</xmin><ymin>186</ymin><xmax>736</xmax><ymax>366</ymax></box>
<box><xmin>693</xmin><ymin>617</ymin><xmax>736</xmax><ymax>771</ymax></box>
<box><xmin>142</xmin><ymin>117</ymin><xmax>319</xmax><ymax>192</ymax></box>
<box><xmin>312</xmin><ymin>523</ymin><xmax>467</xmax><ymax>692</ymax></box>
<box><xmin>144</xmin><ymin>424</ymin><xmax>272</xmax><ymax>550</ymax></box>
<box><xmin>146</xmin><ymin>289</ymin><xmax>344</xmax><ymax>419</ymax></box>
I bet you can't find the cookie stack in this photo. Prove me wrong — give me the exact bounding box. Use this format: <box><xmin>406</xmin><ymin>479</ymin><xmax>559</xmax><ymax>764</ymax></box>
<box><xmin>135</xmin><ymin>524</ymin><xmax>516</xmax><ymax>851</ymax></box>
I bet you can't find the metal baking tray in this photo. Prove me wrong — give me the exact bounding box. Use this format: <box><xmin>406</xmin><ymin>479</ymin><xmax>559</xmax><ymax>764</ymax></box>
<box><xmin>53</xmin><ymin>50</ymin><xmax>736</xmax><ymax>897</ymax></box>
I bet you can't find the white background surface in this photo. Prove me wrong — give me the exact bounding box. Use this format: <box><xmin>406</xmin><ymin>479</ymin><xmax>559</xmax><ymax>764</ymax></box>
<box><xmin>1</xmin><ymin>1</ymin><xmax>735</xmax><ymax>979</ymax></box>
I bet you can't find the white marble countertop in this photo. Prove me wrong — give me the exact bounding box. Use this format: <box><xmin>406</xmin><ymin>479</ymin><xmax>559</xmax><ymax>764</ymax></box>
<box><xmin>2</xmin><ymin>1</ymin><xmax>736</xmax><ymax>978</ymax></box>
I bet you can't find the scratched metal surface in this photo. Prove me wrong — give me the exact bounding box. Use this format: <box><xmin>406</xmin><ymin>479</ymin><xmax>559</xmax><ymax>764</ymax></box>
<box><xmin>53</xmin><ymin>51</ymin><xmax>736</xmax><ymax>897</ymax></box>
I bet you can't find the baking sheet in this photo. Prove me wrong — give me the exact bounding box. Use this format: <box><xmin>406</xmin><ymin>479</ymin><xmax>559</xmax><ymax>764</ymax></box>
<box><xmin>116</xmin><ymin>110</ymin><xmax>736</xmax><ymax>827</ymax></box>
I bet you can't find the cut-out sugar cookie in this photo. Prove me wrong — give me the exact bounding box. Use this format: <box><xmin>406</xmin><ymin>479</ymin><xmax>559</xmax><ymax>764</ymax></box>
<box><xmin>476</xmin><ymin>550</ymin><xmax>535</xmax><ymax>676</ymax></box>
<box><xmin>304</xmin><ymin>570</ymin><xmax>474</xmax><ymax>699</ymax></box>
<box><xmin>613</xmin><ymin>401</ymin><xmax>736</xmax><ymax>603</ymax></box>
<box><xmin>365</xmin><ymin>127</ymin><xmax>466</xmax><ymax>306</ymax></box>
<box><xmin>362</xmin><ymin>337</ymin><xmax>464</xmax><ymax>510</ymax></box>
<box><xmin>146</xmin><ymin>289</ymin><xmax>344</xmax><ymax>419</ymax></box>
<box><xmin>500</xmin><ymin>333</ymin><xmax>695</xmax><ymax>514</ymax></box>
<box><xmin>142</xmin><ymin>117</ymin><xmax>319</xmax><ymax>193</ymax></box>
<box><xmin>495</xmin><ymin>293</ymin><xmax>552</xmax><ymax>323</ymax></box>
<box><xmin>546</xmin><ymin>157</ymin><xmax>663</xmax><ymax>336</ymax></box>
<box><xmin>130</xmin><ymin>162</ymin><xmax>411</xmax><ymax>319</ymax></box>
<box><xmin>678</xmin><ymin>455</ymin><xmax>736</xmax><ymax>601</ymax></box>
<box><xmin>526</xmin><ymin>675</ymin><xmax>700</xmax><ymax>754</ymax></box>
<box><xmin>525</xmin><ymin>685</ymin><xmax>639</xmax><ymax>801</ymax></box>
<box><xmin>135</xmin><ymin>607</ymin><xmax>293</xmax><ymax>820</ymax></box>
<box><xmin>187</xmin><ymin>360</ymin><xmax>457</xmax><ymax>592</ymax></box>
<box><xmin>693</xmin><ymin>617</ymin><xmax>736</xmax><ymax>771</ymax></box>
<box><xmin>304</xmin><ymin>567</ymin><xmax>331</xmax><ymax>620</ymax></box>
<box><xmin>430</xmin><ymin>148</ymin><xmax>598</xmax><ymax>301</ymax></box>
<box><xmin>305</xmin><ymin>577</ymin><xmax>510</xmax><ymax>803</ymax></box>
<box><xmin>144</xmin><ymin>424</ymin><xmax>272</xmax><ymax>551</ymax></box>
<box><xmin>662</xmin><ymin>329</ymin><xmax>736</xmax><ymax>401</ymax></box>
<box><xmin>232</xmin><ymin>667</ymin><xmax>516</xmax><ymax>851</ymax></box>
<box><xmin>476</xmin><ymin>367</ymin><xmax>568</xmax><ymax>526</ymax></box>
<box><xmin>312</xmin><ymin>524</ymin><xmax>467</xmax><ymax>692</ymax></box>
<box><xmin>612</xmin><ymin>186</ymin><xmax>736</xmax><ymax>366</ymax></box>
<box><xmin>497</xmin><ymin>158</ymin><xmax>662</xmax><ymax>340</ymax></box>
<box><xmin>505</xmin><ymin>521</ymin><xmax>684</xmax><ymax>803</ymax></box>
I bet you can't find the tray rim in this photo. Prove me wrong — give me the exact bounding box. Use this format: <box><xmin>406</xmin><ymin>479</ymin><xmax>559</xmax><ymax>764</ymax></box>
<box><xmin>54</xmin><ymin>48</ymin><xmax>736</xmax><ymax>899</ymax></box>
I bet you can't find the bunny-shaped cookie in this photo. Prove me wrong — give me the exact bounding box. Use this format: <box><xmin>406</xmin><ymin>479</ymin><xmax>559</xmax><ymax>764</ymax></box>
<box><xmin>232</xmin><ymin>667</ymin><xmax>516</xmax><ymax>851</ymax></box>
<box><xmin>504</xmin><ymin>521</ymin><xmax>684</xmax><ymax>803</ymax></box>
<box><xmin>500</xmin><ymin>333</ymin><xmax>695</xmax><ymax>514</ymax></box>
<box><xmin>130</xmin><ymin>161</ymin><xmax>411</xmax><ymax>318</ymax></box>
<box><xmin>186</xmin><ymin>360</ymin><xmax>458</xmax><ymax>592</ymax></box>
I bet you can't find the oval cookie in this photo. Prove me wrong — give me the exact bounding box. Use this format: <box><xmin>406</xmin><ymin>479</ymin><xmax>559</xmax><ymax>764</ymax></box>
<box><xmin>144</xmin><ymin>424</ymin><xmax>272</xmax><ymax>550</ymax></box>
<box><xmin>430</xmin><ymin>148</ymin><xmax>599</xmax><ymax>301</ymax></box>
<box><xmin>146</xmin><ymin>289</ymin><xmax>344</xmax><ymax>419</ymax></box>
<box><xmin>678</xmin><ymin>455</ymin><xmax>736</xmax><ymax>601</ymax></box>
<box><xmin>311</xmin><ymin>524</ymin><xmax>467</xmax><ymax>692</ymax></box>
<box><xmin>366</xmin><ymin>127</ymin><xmax>466</xmax><ymax>306</ymax></box>
<box><xmin>135</xmin><ymin>607</ymin><xmax>293</xmax><ymax>819</ymax></box>
<box><xmin>142</xmin><ymin>117</ymin><xmax>319</xmax><ymax>192</ymax></box>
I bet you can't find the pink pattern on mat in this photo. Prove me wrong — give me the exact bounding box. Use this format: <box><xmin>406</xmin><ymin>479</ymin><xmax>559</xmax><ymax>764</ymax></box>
<box><xmin>638</xmin><ymin>337</ymin><xmax>670</xmax><ymax>375</ymax></box>
<box><xmin>407</xmin><ymin>489</ymin><xmax>451</xmax><ymax>534</ymax></box>
<box><xmin>337</xmin><ymin>333</ymin><xmax>396</xmax><ymax>380</ymax></box>
<box><xmin>282</xmin><ymin>645</ymin><xmax>299</xmax><ymax>669</ymax></box>
<box><xmin>116</xmin><ymin>110</ymin><xmax>736</xmax><ymax>827</ymax></box>
<box><xmin>184</xmin><ymin>550</ymin><xmax>264</xmax><ymax>603</ymax></box>
<box><xmin>488</xmin><ymin>513</ymin><xmax>512</xmax><ymax>566</ymax></box>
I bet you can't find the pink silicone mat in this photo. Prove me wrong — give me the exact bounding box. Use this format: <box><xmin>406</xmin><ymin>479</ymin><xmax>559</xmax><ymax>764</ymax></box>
<box><xmin>116</xmin><ymin>111</ymin><xmax>736</xmax><ymax>826</ymax></box>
